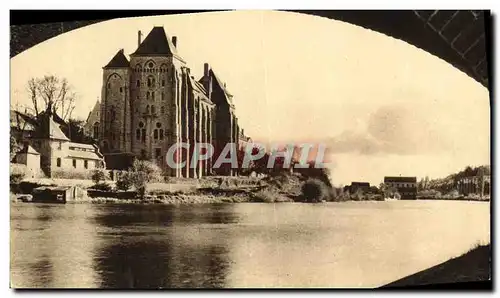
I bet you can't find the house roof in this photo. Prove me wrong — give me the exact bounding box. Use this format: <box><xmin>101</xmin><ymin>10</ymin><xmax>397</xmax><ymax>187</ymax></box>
<box><xmin>351</xmin><ymin>182</ymin><xmax>370</xmax><ymax>187</ymax></box>
<box><xmin>131</xmin><ymin>27</ymin><xmax>180</xmax><ymax>59</ymax></box>
<box><xmin>34</xmin><ymin>186</ymin><xmax>72</xmax><ymax>192</ymax></box>
<box><xmin>18</xmin><ymin>144</ymin><xmax>40</xmax><ymax>155</ymax></box>
<box><xmin>68</xmin><ymin>149</ymin><xmax>103</xmax><ymax>160</ymax></box>
<box><xmin>68</xmin><ymin>142</ymin><xmax>97</xmax><ymax>150</ymax></box>
<box><xmin>384</xmin><ymin>176</ymin><xmax>417</xmax><ymax>183</ymax></box>
<box><xmin>10</xmin><ymin>110</ymin><xmax>36</xmax><ymax>131</ymax></box>
<box><xmin>104</xmin><ymin>49</ymin><xmax>130</xmax><ymax>68</ymax></box>
<box><xmin>32</xmin><ymin>113</ymin><xmax>70</xmax><ymax>141</ymax></box>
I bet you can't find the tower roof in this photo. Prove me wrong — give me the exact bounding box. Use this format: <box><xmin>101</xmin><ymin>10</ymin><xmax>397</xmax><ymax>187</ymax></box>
<box><xmin>131</xmin><ymin>27</ymin><xmax>179</xmax><ymax>57</ymax></box>
<box><xmin>104</xmin><ymin>49</ymin><xmax>130</xmax><ymax>68</ymax></box>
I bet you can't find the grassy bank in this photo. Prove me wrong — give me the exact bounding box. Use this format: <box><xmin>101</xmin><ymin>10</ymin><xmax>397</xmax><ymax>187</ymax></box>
<box><xmin>383</xmin><ymin>244</ymin><xmax>491</xmax><ymax>288</ymax></box>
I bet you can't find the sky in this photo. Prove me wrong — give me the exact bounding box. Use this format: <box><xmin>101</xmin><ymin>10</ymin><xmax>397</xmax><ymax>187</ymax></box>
<box><xmin>10</xmin><ymin>10</ymin><xmax>490</xmax><ymax>185</ymax></box>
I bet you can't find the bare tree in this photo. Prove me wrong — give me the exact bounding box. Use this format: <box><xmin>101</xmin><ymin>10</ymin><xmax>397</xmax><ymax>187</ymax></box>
<box><xmin>25</xmin><ymin>75</ymin><xmax>76</xmax><ymax>120</ymax></box>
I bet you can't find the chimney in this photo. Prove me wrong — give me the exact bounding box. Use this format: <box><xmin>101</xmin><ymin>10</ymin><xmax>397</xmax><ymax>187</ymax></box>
<box><xmin>138</xmin><ymin>30</ymin><xmax>142</xmax><ymax>47</ymax></box>
<box><xmin>203</xmin><ymin>63</ymin><xmax>212</xmax><ymax>98</ymax></box>
<box><xmin>204</xmin><ymin>63</ymin><xmax>210</xmax><ymax>78</ymax></box>
<box><xmin>172</xmin><ymin>36</ymin><xmax>177</xmax><ymax>47</ymax></box>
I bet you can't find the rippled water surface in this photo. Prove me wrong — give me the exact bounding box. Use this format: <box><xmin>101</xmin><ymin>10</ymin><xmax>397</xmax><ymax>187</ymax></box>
<box><xmin>10</xmin><ymin>201</ymin><xmax>490</xmax><ymax>288</ymax></box>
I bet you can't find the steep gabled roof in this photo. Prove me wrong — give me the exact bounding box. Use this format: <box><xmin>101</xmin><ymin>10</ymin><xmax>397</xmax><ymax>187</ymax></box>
<box><xmin>33</xmin><ymin>113</ymin><xmax>70</xmax><ymax>141</ymax></box>
<box><xmin>19</xmin><ymin>144</ymin><xmax>40</xmax><ymax>155</ymax></box>
<box><xmin>104</xmin><ymin>49</ymin><xmax>130</xmax><ymax>68</ymax></box>
<box><xmin>210</xmin><ymin>69</ymin><xmax>233</xmax><ymax>97</ymax></box>
<box><xmin>131</xmin><ymin>27</ymin><xmax>179</xmax><ymax>57</ymax></box>
<box><xmin>209</xmin><ymin>69</ymin><xmax>234</xmax><ymax>107</ymax></box>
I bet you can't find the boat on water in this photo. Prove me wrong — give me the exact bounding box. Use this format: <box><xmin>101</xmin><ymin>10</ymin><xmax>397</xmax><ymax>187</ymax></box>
<box><xmin>384</xmin><ymin>197</ymin><xmax>398</xmax><ymax>202</ymax></box>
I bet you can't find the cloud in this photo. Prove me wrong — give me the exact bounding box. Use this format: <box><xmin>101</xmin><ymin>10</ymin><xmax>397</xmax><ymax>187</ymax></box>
<box><xmin>326</xmin><ymin>104</ymin><xmax>453</xmax><ymax>156</ymax></box>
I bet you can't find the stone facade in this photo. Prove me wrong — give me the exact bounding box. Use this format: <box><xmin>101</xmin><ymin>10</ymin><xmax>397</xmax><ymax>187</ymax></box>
<box><xmin>97</xmin><ymin>27</ymin><xmax>244</xmax><ymax>178</ymax></box>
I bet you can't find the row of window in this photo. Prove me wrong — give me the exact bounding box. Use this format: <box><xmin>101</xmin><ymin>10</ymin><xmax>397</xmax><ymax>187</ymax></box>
<box><xmin>133</xmin><ymin>67</ymin><xmax>169</xmax><ymax>73</ymax></box>
<box><xmin>134</xmin><ymin>105</ymin><xmax>166</xmax><ymax>114</ymax></box>
<box><xmin>56</xmin><ymin>158</ymin><xmax>89</xmax><ymax>169</ymax></box>
<box><xmin>69</xmin><ymin>147</ymin><xmax>95</xmax><ymax>153</ymax></box>
<box><xmin>387</xmin><ymin>183</ymin><xmax>416</xmax><ymax>188</ymax></box>
<box><xmin>135</xmin><ymin>128</ymin><xmax>165</xmax><ymax>142</ymax></box>
<box><xmin>144</xmin><ymin>91</ymin><xmax>166</xmax><ymax>101</ymax></box>
<box><xmin>136</xmin><ymin>77</ymin><xmax>171</xmax><ymax>88</ymax></box>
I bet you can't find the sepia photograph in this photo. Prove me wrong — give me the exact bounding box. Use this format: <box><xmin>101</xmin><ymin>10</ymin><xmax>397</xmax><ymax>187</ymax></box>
<box><xmin>9</xmin><ymin>9</ymin><xmax>491</xmax><ymax>289</ymax></box>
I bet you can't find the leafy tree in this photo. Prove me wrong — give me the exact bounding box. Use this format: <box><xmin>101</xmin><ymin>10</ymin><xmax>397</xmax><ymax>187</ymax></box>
<box><xmin>128</xmin><ymin>159</ymin><xmax>162</xmax><ymax>198</ymax></box>
<box><xmin>301</xmin><ymin>178</ymin><xmax>328</xmax><ymax>203</ymax></box>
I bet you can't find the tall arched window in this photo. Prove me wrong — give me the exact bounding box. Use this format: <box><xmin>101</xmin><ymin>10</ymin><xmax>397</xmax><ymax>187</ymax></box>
<box><xmin>152</xmin><ymin>92</ymin><xmax>155</xmax><ymax>101</ymax></box>
<box><xmin>151</xmin><ymin>105</ymin><xmax>156</xmax><ymax>114</ymax></box>
<box><xmin>146</xmin><ymin>92</ymin><xmax>150</xmax><ymax>100</ymax></box>
<box><xmin>161</xmin><ymin>106</ymin><xmax>165</xmax><ymax>114</ymax></box>
<box><xmin>93</xmin><ymin>122</ymin><xmax>99</xmax><ymax>139</ymax></box>
<box><xmin>146</xmin><ymin>105</ymin><xmax>150</xmax><ymax>114</ymax></box>
<box><xmin>154</xmin><ymin>122</ymin><xmax>162</xmax><ymax>140</ymax></box>
<box><xmin>159</xmin><ymin>129</ymin><xmax>164</xmax><ymax>140</ymax></box>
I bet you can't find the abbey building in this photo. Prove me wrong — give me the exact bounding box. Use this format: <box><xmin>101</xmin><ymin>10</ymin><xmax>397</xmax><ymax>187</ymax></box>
<box><xmin>93</xmin><ymin>26</ymin><xmax>246</xmax><ymax>178</ymax></box>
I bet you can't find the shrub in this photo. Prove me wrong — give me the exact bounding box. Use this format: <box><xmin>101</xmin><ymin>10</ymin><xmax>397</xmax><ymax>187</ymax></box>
<box><xmin>394</xmin><ymin>192</ymin><xmax>401</xmax><ymax>200</ymax></box>
<box><xmin>10</xmin><ymin>173</ymin><xmax>24</xmax><ymax>184</ymax></box>
<box><xmin>116</xmin><ymin>172</ymin><xmax>133</xmax><ymax>191</ymax></box>
<box><xmin>251</xmin><ymin>190</ymin><xmax>277</xmax><ymax>203</ymax></box>
<box><xmin>250</xmin><ymin>189</ymin><xmax>293</xmax><ymax>203</ymax></box>
<box><xmin>51</xmin><ymin>169</ymin><xmax>93</xmax><ymax>180</ymax></box>
<box><xmin>352</xmin><ymin>189</ymin><xmax>365</xmax><ymax>201</ymax></box>
<box><xmin>91</xmin><ymin>169</ymin><xmax>108</xmax><ymax>184</ymax></box>
<box><xmin>90</xmin><ymin>182</ymin><xmax>112</xmax><ymax>192</ymax></box>
<box><xmin>301</xmin><ymin>178</ymin><xmax>328</xmax><ymax>203</ymax></box>
<box><xmin>10</xmin><ymin>163</ymin><xmax>26</xmax><ymax>184</ymax></box>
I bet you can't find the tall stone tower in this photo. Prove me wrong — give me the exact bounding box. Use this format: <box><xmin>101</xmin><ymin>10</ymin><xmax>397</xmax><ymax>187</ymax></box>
<box><xmin>128</xmin><ymin>27</ymin><xmax>187</xmax><ymax>175</ymax></box>
<box><xmin>100</xmin><ymin>49</ymin><xmax>131</xmax><ymax>154</ymax></box>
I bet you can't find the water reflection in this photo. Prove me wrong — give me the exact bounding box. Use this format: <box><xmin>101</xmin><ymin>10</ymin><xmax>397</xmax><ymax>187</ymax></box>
<box><xmin>11</xmin><ymin>201</ymin><xmax>490</xmax><ymax>288</ymax></box>
<box><xmin>92</xmin><ymin>204</ymin><xmax>234</xmax><ymax>288</ymax></box>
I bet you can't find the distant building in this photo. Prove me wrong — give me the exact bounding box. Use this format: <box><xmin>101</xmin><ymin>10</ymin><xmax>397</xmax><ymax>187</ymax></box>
<box><xmin>384</xmin><ymin>176</ymin><xmax>417</xmax><ymax>200</ymax></box>
<box><xmin>344</xmin><ymin>182</ymin><xmax>371</xmax><ymax>194</ymax></box>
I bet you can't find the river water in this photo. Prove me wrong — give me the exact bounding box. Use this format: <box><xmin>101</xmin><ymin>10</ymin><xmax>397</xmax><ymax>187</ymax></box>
<box><xmin>10</xmin><ymin>200</ymin><xmax>490</xmax><ymax>288</ymax></box>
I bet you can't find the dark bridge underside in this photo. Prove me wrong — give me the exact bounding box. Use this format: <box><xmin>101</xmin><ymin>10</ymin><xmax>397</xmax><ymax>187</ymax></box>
<box><xmin>10</xmin><ymin>10</ymin><xmax>489</xmax><ymax>88</ymax></box>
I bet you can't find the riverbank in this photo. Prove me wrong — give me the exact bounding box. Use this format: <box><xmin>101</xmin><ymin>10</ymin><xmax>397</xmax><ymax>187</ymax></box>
<box><xmin>383</xmin><ymin>244</ymin><xmax>491</xmax><ymax>288</ymax></box>
<box><xmin>10</xmin><ymin>174</ymin><xmax>491</xmax><ymax>205</ymax></box>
